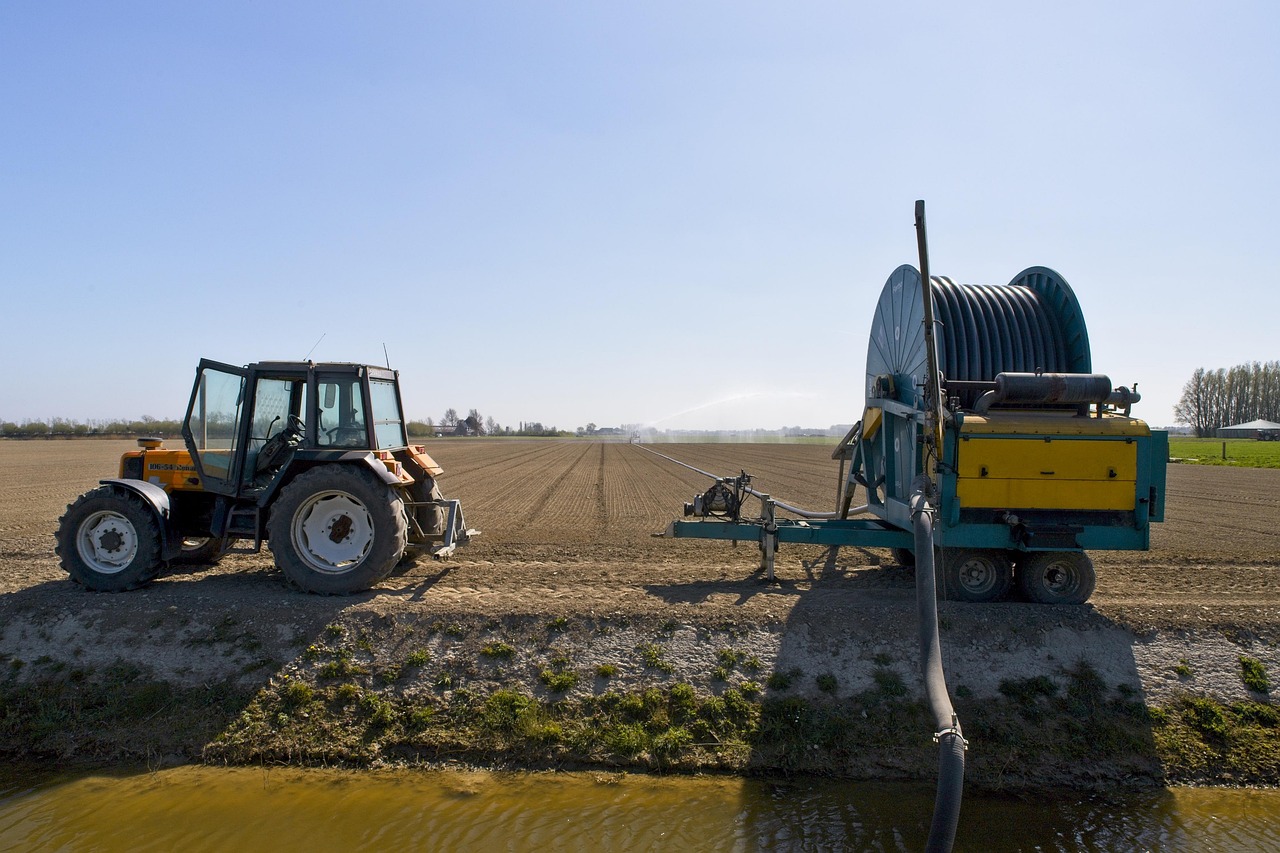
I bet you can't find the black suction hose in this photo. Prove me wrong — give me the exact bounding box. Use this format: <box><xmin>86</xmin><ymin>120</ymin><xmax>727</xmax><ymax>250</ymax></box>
<box><xmin>911</xmin><ymin>490</ymin><xmax>965</xmax><ymax>853</ymax></box>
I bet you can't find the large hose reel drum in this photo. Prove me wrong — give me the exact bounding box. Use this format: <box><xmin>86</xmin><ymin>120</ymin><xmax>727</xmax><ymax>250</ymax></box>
<box><xmin>866</xmin><ymin>264</ymin><xmax>1093</xmax><ymax>410</ymax></box>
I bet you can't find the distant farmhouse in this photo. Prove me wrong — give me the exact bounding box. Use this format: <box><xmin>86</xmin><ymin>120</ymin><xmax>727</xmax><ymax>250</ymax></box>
<box><xmin>1216</xmin><ymin>419</ymin><xmax>1280</xmax><ymax>439</ymax></box>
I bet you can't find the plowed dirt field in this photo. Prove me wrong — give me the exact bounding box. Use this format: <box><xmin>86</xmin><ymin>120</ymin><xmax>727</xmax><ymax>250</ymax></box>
<box><xmin>1</xmin><ymin>438</ymin><xmax>1277</xmax><ymax>633</ymax></box>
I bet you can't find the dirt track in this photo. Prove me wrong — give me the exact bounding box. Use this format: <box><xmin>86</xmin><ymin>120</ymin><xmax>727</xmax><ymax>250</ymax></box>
<box><xmin>1</xmin><ymin>437</ymin><xmax>1278</xmax><ymax>634</ymax></box>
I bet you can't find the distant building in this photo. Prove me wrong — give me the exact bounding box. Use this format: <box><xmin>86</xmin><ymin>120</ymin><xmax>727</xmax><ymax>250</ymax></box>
<box><xmin>1216</xmin><ymin>419</ymin><xmax>1280</xmax><ymax>439</ymax></box>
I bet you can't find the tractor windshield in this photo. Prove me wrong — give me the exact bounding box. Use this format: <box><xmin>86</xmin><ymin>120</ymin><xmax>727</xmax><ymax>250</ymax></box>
<box><xmin>370</xmin><ymin>379</ymin><xmax>407</xmax><ymax>449</ymax></box>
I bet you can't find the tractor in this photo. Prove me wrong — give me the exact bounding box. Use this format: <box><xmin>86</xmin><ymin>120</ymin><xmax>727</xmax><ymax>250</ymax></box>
<box><xmin>56</xmin><ymin>359</ymin><xmax>475</xmax><ymax>594</ymax></box>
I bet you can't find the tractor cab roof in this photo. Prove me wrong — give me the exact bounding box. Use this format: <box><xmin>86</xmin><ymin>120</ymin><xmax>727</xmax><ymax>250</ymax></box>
<box><xmin>245</xmin><ymin>361</ymin><xmax>399</xmax><ymax>381</ymax></box>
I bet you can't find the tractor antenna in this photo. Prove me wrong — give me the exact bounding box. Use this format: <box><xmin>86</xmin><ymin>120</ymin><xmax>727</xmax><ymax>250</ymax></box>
<box><xmin>382</xmin><ymin>343</ymin><xmax>390</xmax><ymax>368</ymax></box>
<box><xmin>304</xmin><ymin>333</ymin><xmax>326</xmax><ymax>361</ymax></box>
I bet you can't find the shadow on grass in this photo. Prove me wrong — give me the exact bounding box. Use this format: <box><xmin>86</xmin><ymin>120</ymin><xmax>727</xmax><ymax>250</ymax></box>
<box><xmin>647</xmin><ymin>543</ymin><xmax>1171</xmax><ymax>792</ymax></box>
<box><xmin>0</xmin><ymin>563</ymin><xmax>452</xmax><ymax>769</ymax></box>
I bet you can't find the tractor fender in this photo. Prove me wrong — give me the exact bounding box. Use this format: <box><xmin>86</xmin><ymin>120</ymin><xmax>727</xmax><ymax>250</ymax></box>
<box><xmin>255</xmin><ymin>453</ymin><xmax>402</xmax><ymax>509</ymax></box>
<box><xmin>99</xmin><ymin>478</ymin><xmax>183</xmax><ymax>560</ymax></box>
<box><xmin>338</xmin><ymin>451</ymin><xmax>403</xmax><ymax>485</ymax></box>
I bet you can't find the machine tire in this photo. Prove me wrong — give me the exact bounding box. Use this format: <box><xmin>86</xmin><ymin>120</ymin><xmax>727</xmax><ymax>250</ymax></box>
<box><xmin>890</xmin><ymin>547</ymin><xmax>916</xmax><ymax>567</ymax></box>
<box><xmin>938</xmin><ymin>548</ymin><xmax>1013</xmax><ymax>602</ymax></box>
<box><xmin>409</xmin><ymin>476</ymin><xmax>447</xmax><ymax>538</ymax></box>
<box><xmin>55</xmin><ymin>487</ymin><xmax>164</xmax><ymax>591</ymax></box>
<box><xmin>171</xmin><ymin>537</ymin><xmax>223</xmax><ymax>565</ymax></box>
<box><xmin>267</xmin><ymin>466</ymin><xmax>407</xmax><ymax>594</ymax></box>
<box><xmin>1018</xmin><ymin>551</ymin><xmax>1096</xmax><ymax>605</ymax></box>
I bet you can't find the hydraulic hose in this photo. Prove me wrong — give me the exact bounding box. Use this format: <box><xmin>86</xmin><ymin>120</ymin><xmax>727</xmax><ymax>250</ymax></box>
<box><xmin>911</xmin><ymin>490</ymin><xmax>965</xmax><ymax>853</ymax></box>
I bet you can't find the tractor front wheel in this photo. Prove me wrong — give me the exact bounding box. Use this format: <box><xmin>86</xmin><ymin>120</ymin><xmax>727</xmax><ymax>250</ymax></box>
<box><xmin>1017</xmin><ymin>551</ymin><xmax>1096</xmax><ymax>605</ymax></box>
<box><xmin>267</xmin><ymin>466</ymin><xmax>407</xmax><ymax>594</ymax></box>
<box><xmin>55</xmin><ymin>487</ymin><xmax>164</xmax><ymax>591</ymax></box>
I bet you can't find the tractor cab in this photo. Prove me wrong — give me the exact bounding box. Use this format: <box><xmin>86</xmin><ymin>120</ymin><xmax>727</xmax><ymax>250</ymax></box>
<box><xmin>182</xmin><ymin>359</ymin><xmax>411</xmax><ymax>496</ymax></box>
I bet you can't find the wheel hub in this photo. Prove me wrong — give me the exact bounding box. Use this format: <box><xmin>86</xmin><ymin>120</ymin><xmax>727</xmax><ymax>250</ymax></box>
<box><xmin>328</xmin><ymin>514</ymin><xmax>353</xmax><ymax>544</ymax></box>
<box><xmin>293</xmin><ymin>491</ymin><xmax>374</xmax><ymax>573</ymax></box>
<box><xmin>1044</xmin><ymin>565</ymin><xmax>1072</xmax><ymax>592</ymax></box>
<box><xmin>959</xmin><ymin>557</ymin><xmax>994</xmax><ymax>592</ymax></box>
<box><xmin>77</xmin><ymin>511</ymin><xmax>138</xmax><ymax>574</ymax></box>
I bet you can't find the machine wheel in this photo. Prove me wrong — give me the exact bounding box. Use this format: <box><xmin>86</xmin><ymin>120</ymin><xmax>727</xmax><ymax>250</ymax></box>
<box><xmin>938</xmin><ymin>548</ymin><xmax>1013</xmax><ymax>602</ymax></box>
<box><xmin>267</xmin><ymin>466</ymin><xmax>407</xmax><ymax>594</ymax></box>
<box><xmin>890</xmin><ymin>547</ymin><xmax>916</xmax><ymax>567</ymax></box>
<box><xmin>399</xmin><ymin>475</ymin><xmax>447</xmax><ymax>566</ymax></box>
<box><xmin>171</xmin><ymin>537</ymin><xmax>223</xmax><ymax>565</ymax></box>
<box><xmin>1018</xmin><ymin>551</ymin><xmax>1096</xmax><ymax>605</ymax></box>
<box><xmin>55</xmin><ymin>487</ymin><xmax>164</xmax><ymax>591</ymax></box>
<box><xmin>409</xmin><ymin>476</ymin><xmax>447</xmax><ymax>539</ymax></box>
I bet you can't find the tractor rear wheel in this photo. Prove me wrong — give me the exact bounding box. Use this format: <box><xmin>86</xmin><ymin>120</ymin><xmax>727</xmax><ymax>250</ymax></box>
<box><xmin>267</xmin><ymin>466</ymin><xmax>407</xmax><ymax>594</ymax></box>
<box><xmin>55</xmin><ymin>487</ymin><xmax>164</xmax><ymax>591</ymax></box>
<box><xmin>938</xmin><ymin>548</ymin><xmax>1013</xmax><ymax>602</ymax></box>
<box><xmin>1017</xmin><ymin>551</ymin><xmax>1096</xmax><ymax>605</ymax></box>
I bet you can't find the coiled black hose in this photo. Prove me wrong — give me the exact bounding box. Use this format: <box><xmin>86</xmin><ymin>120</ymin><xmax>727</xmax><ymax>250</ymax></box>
<box><xmin>911</xmin><ymin>492</ymin><xmax>965</xmax><ymax>853</ymax></box>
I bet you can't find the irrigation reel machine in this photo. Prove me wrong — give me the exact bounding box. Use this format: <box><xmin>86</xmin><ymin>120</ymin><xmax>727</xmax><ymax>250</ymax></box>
<box><xmin>659</xmin><ymin>202</ymin><xmax>1168</xmax><ymax>606</ymax></box>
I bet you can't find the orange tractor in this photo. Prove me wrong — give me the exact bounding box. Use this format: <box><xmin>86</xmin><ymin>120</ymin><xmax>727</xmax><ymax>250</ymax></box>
<box><xmin>56</xmin><ymin>359</ymin><xmax>475</xmax><ymax>594</ymax></box>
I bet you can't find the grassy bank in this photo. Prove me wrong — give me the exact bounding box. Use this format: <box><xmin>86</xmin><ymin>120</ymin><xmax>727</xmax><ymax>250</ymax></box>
<box><xmin>3</xmin><ymin>659</ymin><xmax>1277</xmax><ymax>791</ymax></box>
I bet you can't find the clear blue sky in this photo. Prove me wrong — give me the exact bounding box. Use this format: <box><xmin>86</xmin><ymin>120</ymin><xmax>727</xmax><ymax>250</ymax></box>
<box><xmin>2</xmin><ymin>2</ymin><xmax>1276</xmax><ymax>431</ymax></box>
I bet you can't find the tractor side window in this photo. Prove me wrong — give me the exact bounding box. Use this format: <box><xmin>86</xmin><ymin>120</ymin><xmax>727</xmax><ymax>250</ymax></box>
<box><xmin>187</xmin><ymin>368</ymin><xmax>246</xmax><ymax>483</ymax></box>
<box><xmin>317</xmin><ymin>377</ymin><xmax>367</xmax><ymax>447</ymax></box>
<box><xmin>370</xmin><ymin>379</ymin><xmax>407</xmax><ymax>449</ymax></box>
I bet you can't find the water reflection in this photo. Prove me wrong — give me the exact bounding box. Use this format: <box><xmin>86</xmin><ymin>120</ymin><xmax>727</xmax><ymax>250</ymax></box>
<box><xmin>0</xmin><ymin>765</ymin><xmax>1276</xmax><ymax>852</ymax></box>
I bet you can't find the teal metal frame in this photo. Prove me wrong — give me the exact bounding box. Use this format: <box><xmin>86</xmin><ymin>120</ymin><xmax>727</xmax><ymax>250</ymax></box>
<box><xmin>665</xmin><ymin>405</ymin><xmax>1167</xmax><ymax>561</ymax></box>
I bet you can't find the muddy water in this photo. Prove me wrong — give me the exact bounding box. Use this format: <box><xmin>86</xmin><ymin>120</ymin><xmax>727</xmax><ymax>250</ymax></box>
<box><xmin>1</xmin><ymin>766</ymin><xmax>1277</xmax><ymax>851</ymax></box>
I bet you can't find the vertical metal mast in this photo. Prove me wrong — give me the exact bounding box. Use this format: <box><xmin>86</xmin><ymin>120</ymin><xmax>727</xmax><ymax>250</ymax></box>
<box><xmin>914</xmin><ymin>200</ymin><xmax>945</xmax><ymax>486</ymax></box>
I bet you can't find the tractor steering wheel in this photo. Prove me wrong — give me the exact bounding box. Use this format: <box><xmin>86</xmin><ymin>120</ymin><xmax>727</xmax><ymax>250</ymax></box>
<box><xmin>325</xmin><ymin>425</ymin><xmax>365</xmax><ymax>447</ymax></box>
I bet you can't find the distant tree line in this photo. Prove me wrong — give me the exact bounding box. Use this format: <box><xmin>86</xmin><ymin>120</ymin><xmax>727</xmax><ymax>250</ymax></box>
<box><xmin>0</xmin><ymin>416</ymin><xmax>181</xmax><ymax>437</ymax></box>
<box><xmin>406</xmin><ymin>408</ymin><xmax>568</xmax><ymax>438</ymax></box>
<box><xmin>1174</xmin><ymin>361</ymin><xmax>1280</xmax><ymax>437</ymax></box>
<box><xmin>4</xmin><ymin>411</ymin><xmax>572</xmax><ymax>440</ymax></box>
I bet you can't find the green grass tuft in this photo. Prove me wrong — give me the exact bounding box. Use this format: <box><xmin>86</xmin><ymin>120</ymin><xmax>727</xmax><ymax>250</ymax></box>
<box><xmin>636</xmin><ymin>643</ymin><xmax>674</xmax><ymax>674</ymax></box>
<box><xmin>872</xmin><ymin>669</ymin><xmax>906</xmax><ymax>697</ymax></box>
<box><xmin>1240</xmin><ymin>656</ymin><xmax>1270</xmax><ymax>693</ymax></box>
<box><xmin>538</xmin><ymin>669</ymin><xmax>579</xmax><ymax>693</ymax></box>
<box><xmin>766</xmin><ymin>669</ymin><xmax>799</xmax><ymax>691</ymax></box>
<box><xmin>480</xmin><ymin>642</ymin><xmax>516</xmax><ymax>660</ymax></box>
